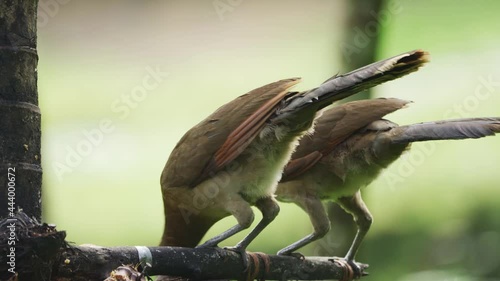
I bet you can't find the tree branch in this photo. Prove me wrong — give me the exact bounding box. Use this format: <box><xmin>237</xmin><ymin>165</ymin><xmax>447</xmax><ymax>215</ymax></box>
<box><xmin>0</xmin><ymin>212</ymin><xmax>366</xmax><ymax>281</ymax></box>
<box><xmin>58</xmin><ymin>245</ymin><xmax>364</xmax><ymax>281</ymax></box>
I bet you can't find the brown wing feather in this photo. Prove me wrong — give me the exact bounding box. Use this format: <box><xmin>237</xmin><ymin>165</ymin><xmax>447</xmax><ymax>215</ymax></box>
<box><xmin>213</xmin><ymin>88</ymin><xmax>295</xmax><ymax>168</ymax></box>
<box><xmin>281</xmin><ymin>151</ymin><xmax>323</xmax><ymax>182</ymax></box>
<box><xmin>161</xmin><ymin>78</ymin><xmax>301</xmax><ymax>188</ymax></box>
<box><xmin>319</xmin><ymin>98</ymin><xmax>411</xmax><ymax>155</ymax></box>
<box><xmin>281</xmin><ymin>98</ymin><xmax>409</xmax><ymax>181</ymax></box>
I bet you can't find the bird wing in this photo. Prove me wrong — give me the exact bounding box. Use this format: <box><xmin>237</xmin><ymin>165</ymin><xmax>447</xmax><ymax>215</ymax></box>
<box><xmin>161</xmin><ymin>78</ymin><xmax>301</xmax><ymax>188</ymax></box>
<box><xmin>281</xmin><ymin>151</ymin><xmax>324</xmax><ymax>181</ymax></box>
<box><xmin>281</xmin><ymin>98</ymin><xmax>410</xmax><ymax>181</ymax></box>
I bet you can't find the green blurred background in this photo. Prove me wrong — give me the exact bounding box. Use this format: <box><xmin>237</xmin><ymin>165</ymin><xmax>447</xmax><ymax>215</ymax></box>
<box><xmin>38</xmin><ymin>1</ymin><xmax>500</xmax><ymax>280</ymax></box>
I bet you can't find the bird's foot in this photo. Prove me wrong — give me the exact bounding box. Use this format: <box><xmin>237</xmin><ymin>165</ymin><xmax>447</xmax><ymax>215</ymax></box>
<box><xmin>277</xmin><ymin>250</ymin><xmax>305</xmax><ymax>260</ymax></box>
<box><xmin>224</xmin><ymin>245</ymin><xmax>249</xmax><ymax>272</ymax></box>
<box><xmin>341</xmin><ymin>258</ymin><xmax>369</xmax><ymax>279</ymax></box>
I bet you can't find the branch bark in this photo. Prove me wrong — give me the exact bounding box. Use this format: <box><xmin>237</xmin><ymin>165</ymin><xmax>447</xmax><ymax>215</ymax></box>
<box><xmin>57</xmin><ymin>245</ymin><xmax>363</xmax><ymax>281</ymax></box>
<box><xmin>0</xmin><ymin>212</ymin><xmax>365</xmax><ymax>281</ymax></box>
<box><xmin>0</xmin><ymin>212</ymin><xmax>66</xmax><ymax>280</ymax></box>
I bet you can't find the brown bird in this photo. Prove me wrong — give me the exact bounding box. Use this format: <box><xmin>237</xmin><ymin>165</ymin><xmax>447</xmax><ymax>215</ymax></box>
<box><xmin>159</xmin><ymin>50</ymin><xmax>429</xmax><ymax>272</ymax></box>
<box><xmin>275</xmin><ymin>97</ymin><xmax>500</xmax><ymax>273</ymax></box>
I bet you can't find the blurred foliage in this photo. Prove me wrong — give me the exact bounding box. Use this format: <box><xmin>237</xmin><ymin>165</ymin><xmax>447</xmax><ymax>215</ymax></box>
<box><xmin>38</xmin><ymin>1</ymin><xmax>500</xmax><ymax>280</ymax></box>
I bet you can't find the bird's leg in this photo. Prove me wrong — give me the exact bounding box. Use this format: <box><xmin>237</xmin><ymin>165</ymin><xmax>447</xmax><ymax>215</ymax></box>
<box><xmin>226</xmin><ymin>197</ymin><xmax>280</xmax><ymax>270</ymax></box>
<box><xmin>337</xmin><ymin>191</ymin><xmax>373</xmax><ymax>278</ymax></box>
<box><xmin>197</xmin><ymin>196</ymin><xmax>255</xmax><ymax>249</ymax></box>
<box><xmin>277</xmin><ymin>196</ymin><xmax>330</xmax><ymax>258</ymax></box>
<box><xmin>198</xmin><ymin>194</ymin><xmax>264</xmax><ymax>271</ymax></box>
<box><xmin>232</xmin><ymin>196</ymin><xmax>280</xmax><ymax>249</ymax></box>
<box><xmin>197</xmin><ymin>224</ymin><xmax>247</xmax><ymax>248</ymax></box>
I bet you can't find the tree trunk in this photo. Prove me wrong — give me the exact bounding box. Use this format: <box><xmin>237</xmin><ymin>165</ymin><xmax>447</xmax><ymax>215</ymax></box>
<box><xmin>321</xmin><ymin>0</ymin><xmax>383</xmax><ymax>257</ymax></box>
<box><xmin>0</xmin><ymin>0</ymin><xmax>41</xmax><ymax>221</ymax></box>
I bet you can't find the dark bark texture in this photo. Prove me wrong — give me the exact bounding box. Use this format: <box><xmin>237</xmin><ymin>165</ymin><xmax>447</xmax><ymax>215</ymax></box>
<box><xmin>0</xmin><ymin>212</ymin><xmax>366</xmax><ymax>281</ymax></box>
<box><xmin>57</xmin><ymin>245</ymin><xmax>364</xmax><ymax>281</ymax></box>
<box><xmin>0</xmin><ymin>0</ymin><xmax>41</xmax><ymax>221</ymax></box>
<box><xmin>0</xmin><ymin>212</ymin><xmax>66</xmax><ymax>280</ymax></box>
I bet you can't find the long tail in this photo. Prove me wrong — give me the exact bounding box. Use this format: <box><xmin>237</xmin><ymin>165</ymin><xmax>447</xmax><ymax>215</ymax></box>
<box><xmin>389</xmin><ymin>118</ymin><xmax>500</xmax><ymax>143</ymax></box>
<box><xmin>281</xmin><ymin>49</ymin><xmax>430</xmax><ymax>115</ymax></box>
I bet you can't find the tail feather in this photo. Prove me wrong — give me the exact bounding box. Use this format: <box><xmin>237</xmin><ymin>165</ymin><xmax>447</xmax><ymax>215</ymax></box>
<box><xmin>282</xmin><ymin>50</ymin><xmax>430</xmax><ymax>113</ymax></box>
<box><xmin>390</xmin><ymin>118</ymin><xmax>500</xmax><ymax>144</ymax></box>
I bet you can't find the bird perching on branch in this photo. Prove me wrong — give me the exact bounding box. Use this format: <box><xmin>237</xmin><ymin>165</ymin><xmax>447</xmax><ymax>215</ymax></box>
<box><xmin>159</xmin><ymin>50</ymin><xmax>430</xmax><ymax>272</ymax></box>
<box><xmin>276</xmin><ymin>97</ymin><xmax>500</xmax><ymax>274</ymax></box>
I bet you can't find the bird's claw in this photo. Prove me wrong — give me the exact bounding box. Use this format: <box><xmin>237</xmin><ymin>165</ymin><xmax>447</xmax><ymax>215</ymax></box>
<box><xmin>224</xmin><ymin>245</ymin><xmax>249</xmax><ymax>272</ymax></box>
<box><xmin>331</xmin><ymin>257</ymin><xmax>368</xmax><ymax>280</ymax></box>
<box><xmin>345</xmin><ymin>258</ymin><xmax>368</xmax><ymax>279</ymax></box>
